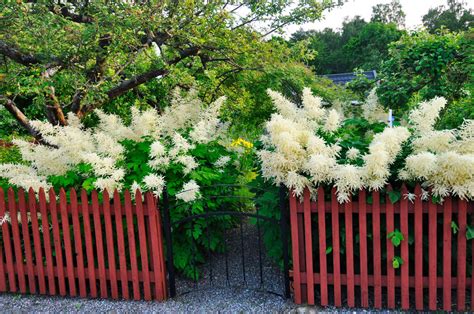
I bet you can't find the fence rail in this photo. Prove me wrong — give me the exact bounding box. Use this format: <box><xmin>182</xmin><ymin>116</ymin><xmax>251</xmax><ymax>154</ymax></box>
<box><xmin>289</xmin><ymin>184</ymin><xmax>474</xmax><ymax>311</ymax></box>
<box><xmin>0</xmin><ymin>187</ymin><xmax>167</xmax><ymax>301</ymax></box>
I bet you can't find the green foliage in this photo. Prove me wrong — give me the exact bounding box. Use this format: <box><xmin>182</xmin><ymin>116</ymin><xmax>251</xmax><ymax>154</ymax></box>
<box><xmin>423</xmin><ymin>0</ymin><xmax>474</xmax><ymax>33</ymax></box>
<box><xmin>451</xmin><ymin>221</ymin><xmax>459</xmax><ymax>234</ymax></box>
<box><xmin>392</xmin><ymin>256</ymin><xmax>404</xmax><ymax>269</ymax></box>
<box><xmin>377</xmin><ymin>30</ymin><xmax>472</xmax><ymax>115</ymax></box>
<box><xmin>370</xmin><ymin>0</ymin><xmax>406</xmax><ymax>27</ymax></box>
<box><xmin>0</xmin><ymin>0</ymin><xmax>342</xmax><ymax>138</ymax></box>
<box><xmin>467</xmin><ymin>225</ymin><xmax>474</xmax><ymax>240</ymax></box>
<box><xmin>290</xmin><ymin>16</ymin><xmax>403</xmax><ymax>74</ymax></box>
<box><xmin>387</xmin><ymin>229</ymin><xmax>404</xmax><ymax>247</ymax></box>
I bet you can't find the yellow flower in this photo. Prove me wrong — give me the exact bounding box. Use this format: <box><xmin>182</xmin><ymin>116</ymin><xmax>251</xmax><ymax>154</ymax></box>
<box><xmin>231</xmin><ymin>138</ymin><xmax>253</xmax><ymax>149</ymax></box>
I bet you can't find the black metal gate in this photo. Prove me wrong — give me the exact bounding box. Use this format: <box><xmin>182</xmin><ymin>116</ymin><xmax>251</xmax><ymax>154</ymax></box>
<box><xmin>161</xmin><ymin>184</ymin><xmax>290</xmax><ymax>299</ymax></box>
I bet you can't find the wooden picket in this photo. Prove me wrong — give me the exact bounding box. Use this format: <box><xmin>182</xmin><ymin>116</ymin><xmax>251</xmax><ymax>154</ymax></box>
<box><xmin>0</xmin><ymin>187</ymin><xmax>167</xmax><ymax>301</ymax></box>
<box><xmin>289</xmin><ymin>184</ymin><xmax>474</xmax><ymax>311</ymax></box>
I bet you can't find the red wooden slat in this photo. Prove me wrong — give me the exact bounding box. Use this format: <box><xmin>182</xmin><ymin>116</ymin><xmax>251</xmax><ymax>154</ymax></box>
<box><xmin>103</xmin><ymin>190</ymin><xmax>119</xmax><ymax>299</ymax></box>
<box><xmin>135</xmin><ymin>190</ymin><xmax>151</xmax><ymax>300</ymax></box>
<box><xmin>113</xmin><ymin>190</ymin><xmax>129</xmax><ymax>299</ymax></box>
<box><xmin>28</xmin><ymin>188</ymin><xmax>46</xmax><ymax>294</ymax></box>
<box><xmin>81</xmin><ymin>189</ymin><xmax>97</xmax><ymax>297</ymax></box>
<box><xmin>0</xmin><ymin>188</ymin><xmax>11</xmax><ymax>292</ymax></box>
<box><xmin>0</xmin><ymin>190</ymin><xmax>4</xmax><ymax>291</ymax></box>
<box><xmin>331</xmin><ymin>188</ymin><xmax>342</xmax><ymax>306</ymax></box>
<box><xmin>472</xmin><ymin>209</ymin><xmax>474</xmax><ymax>311</ymax></box>
<box><xmin>154</xmin><ymin>195</ymin><xmax>167</xmax><ymax>300</ymax></box>
<box><xmin>0</xmin><ymin>224</ymin><xmax>5</xmax><ymax>291</ymax></box>
<box><xmin>297</xmin><ymin>203</ymin><xmax>307</xmax><ymax>303</ymax></box>
<box><xmin>92</xmin><ymin>190</ymin><xmax>107</xmax><ymax>298</ymax></box>
<box><xmin>345</xmin><ymin>196</ymin><xmax>355</xmax><ymax>307</ymax></box>
<box><xmin>70</xmin><ymin>189</ymin><xmax>86</xmax><ymax>297</ymax></box>
<box><xmin>358</xmin><ymin>189</ymin><xmax>369</xmax><ymax>308</ymax></box>
<box><xmin>428</xmin><ymin>197</ymin><xmax>437</xmax><ymax>310</ymax></box>
<box><xmin>457</xmin><ymin>199</ymin><xmax>467</xmax><ymax>311</ymax></box>
<box><xmin>39</xmin><ymin>188</ymin><xmax>55</xmax><ymax>295</ymax></box>
<box><xmin>400</xmin><ymin>184</ymin><xmax>409</xmax><ymax>309</ymax></box>
<box><xmin>146</xmin><ymin>192</ymin><xmax>166</xmax><ymax>300</ymax></box>
<box><xmin>303</xmin><ymin>188</ymin><xmax>315</xmax><ymax>305</ymax></box>
<box><xmin>124</xmin><ymin>190</ymin><xmax>140</xmax><ymax>300</ymax></box>
<box><xmin>19</xmin><ymin>189</ymin><xmax>36</xmax><ymax>293</ymax></box>
<box><xmin>414</xmin><ymin>184</ymin><xmax>423</xmax><ymax>310</ymax></box>
<box><xmin>60</xmin><ymin>189</ymin><xmax>76</xmax><ymax>296</ymax></box>
<box><xmin>50</xmin><ymin>189</ymin><xmax>66</xmax><ymax>295</ymax></box>
<box><xmin>317</xmin><ymin>187</ymin><xmax>328</xmax><ymax>306</ymax></box>
<box><xmin>385</xmin><ymin>186</ymin><xmax>395</xmax><ymax>308</ymax></box>
<box><xmin>372</xmin><ymin>191</ymin><xmax>382</xmax><ymax>308</ymax></box>
<box><xmin>443</xmin><ymin>197</ymin><xmax>452</xmax><ymax>311</ymax></box>
<box><xmin>10</xmin><ymin>188</ymin><xmax>26</xmax><ymax>293</ymax></box>
<box><xmin>289</xmin><ymin>190</ymin><xmax>302</xmax><ymax>304</ymax></box>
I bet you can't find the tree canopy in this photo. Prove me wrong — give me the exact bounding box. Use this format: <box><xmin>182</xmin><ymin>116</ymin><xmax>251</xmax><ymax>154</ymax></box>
<box><xmin>0</xmin><ymin>0</ymin><xmax>343</xmax><ymax>142</ymax></box>
<box><xmin>423</xmin><ymin>0</ymin><xmax>474</xmax><ymax>33</ymax></box>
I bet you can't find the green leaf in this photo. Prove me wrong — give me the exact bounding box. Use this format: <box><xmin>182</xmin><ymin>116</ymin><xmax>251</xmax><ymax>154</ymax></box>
<box><xmin>387</xmin><ymin>229</ymin><xmax>404</xmax><ymax>247</ymax></box>
<box><xmin>392</xmin><ymin>256</ymin><xmax>404</xmax><ymax>269</ymax></box>
<box><xmin>326</xmin><ymin>246</ymin><xmax>333</xmax><ymax>254</ymax></box>
<box><xmin>451</xmin><ymin>221</ymin><xmax>459</xmax><ymax>235</ymax></box>
<box><xmin>466</xmin><ymin>226</ymin><xmax>474</xmax><ymax>240</ymax></box>
<box><xmin>388</xmin><ymin>190</ymin><xmax>401</xmax><ymax>204</ymax></box>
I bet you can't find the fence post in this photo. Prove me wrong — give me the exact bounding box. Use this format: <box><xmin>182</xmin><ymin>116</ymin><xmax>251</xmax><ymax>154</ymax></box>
<box><xmin>279</xmin><ymin>184</ymin><xmax>291</xmax><ymax>299</ymax></box>
<box><xmin>162</xmin><ymin>187</ymin><xmax>176</xmax><ymax>298</ymax></box>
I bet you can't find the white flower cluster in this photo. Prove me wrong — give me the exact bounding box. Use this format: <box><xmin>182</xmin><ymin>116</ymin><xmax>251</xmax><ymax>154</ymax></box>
<box><xmin>399</xmin><ymin>98</ymin><xmax>474</xmax><ymax>200</ymax></box>
<box><xmin>361</xmin><ymin>88</ymin><xmax>388</xmax><ymax>123</ymax></box>
<box><xmin>1</xmin><ymin>88</ymin><xmax>229</xmax><ymax>202</ymax></box>
<box><xmin>259</xmin><ymin>89</ymin><xmax>473</xmax><ymax>202</ymax></box>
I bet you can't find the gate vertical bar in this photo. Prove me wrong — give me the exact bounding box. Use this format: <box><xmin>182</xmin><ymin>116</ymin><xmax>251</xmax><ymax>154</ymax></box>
<box><xmin>162</xmin><ymin>187</ymin><xmax>176</xmax><ymax>298</ymax></box>
<box><xmin>279</xmin><ymin>184</ymin><xmax>291</xmax><ymax>299</ymax></box>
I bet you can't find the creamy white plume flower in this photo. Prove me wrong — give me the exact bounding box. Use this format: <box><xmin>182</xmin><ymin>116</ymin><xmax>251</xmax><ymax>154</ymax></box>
<box><xmin>214</xmin><ymin>156</ymin><xmax>231</xmax><ymax>168</ymax></box>
<box><xmin>285</xmin><ymin>171</ymin><xmax>311</xmax><ymax>197</ymax></box>
<box><xmin>176</xmin><ymin>155</ymin><xmax>198</xmax><ymax>175</ymax></box>
<box><xmin>361</xmin><ymin>88</ymin><xmax>387</xmax><ymax>123</ymax></box>
<box><xmin>403</xmin><ymin>152</ymin><xmax>438</xmax><ymax>180</ymax></box>
<box><xmin>150</xmin><ymin>140</ymin><xmax>166</xmax><ymax>157</ymax></box>
<box><xmin>323</xmin><ymin>109</ymin><xmax>341</xmax><ymax>133</ymax></box>
<box><xmin>176</xmin><ymin>180</ymin><xmax>200</xmax><ymax>202</ymax></box>
<box><xmin>302</xmin><ymin>87</ymin><xmax>326</xmax><ymax>122</ymax></box>
<box><xmin>259</xmin><ymin>88</ymin><xmax>474</xmax><ymax>202</ymax></box>
<box><xmin>346</xmin><ymin>148</ymin><xmax>360</xmax><ymax>160</ymax></box>
<box><xmin>267</xmin><ymin>89</ymin><xmax>300</xmax><ymax>121</ymax></box>
<box><xmin>94</xmin><ymin>177</ymin><xmax>122</xmax><ymax>192</ymax></box>
<box><xmin>304</xmin><ymin>154</ymin><xmax>336</xmax><ymax>184</ymax></box>
<box><xmin>143</xmin><ymin>174</ymin><xmax>165</xmax><ymax>195</ymax></box>
<box><xmin>333</xmin><ymin>165</ymin><xmax>363</xmax><ymax>203</ymax></box>
<box><xmin>409</xmin><ymin>97</ymin><xmax>447</xmax><ymax>134</ymax></box>
<box><xmin>131</xmin><ymin>181</ymin><xmax>142</xmax><ymax>193</ymax></box>
<box><xmin>404</xmin><ymin>192</ymin><xmax>416</xmax><ymax>203</ymax></box>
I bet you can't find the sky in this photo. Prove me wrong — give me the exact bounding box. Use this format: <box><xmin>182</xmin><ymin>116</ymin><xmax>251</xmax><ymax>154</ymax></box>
<box><xmin>284</xmin><ymin>0</ymin><xmax>474</xmax><ymax>36</ymax></box>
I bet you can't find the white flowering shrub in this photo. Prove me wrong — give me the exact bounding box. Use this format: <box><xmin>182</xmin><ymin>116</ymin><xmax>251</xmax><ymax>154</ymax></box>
<box><xmin>258</xmin><ymin>88</ymin><xmax>474</xmax><ymax>203</ymax></box>
<box><xmin>0</xmin><ymin>88</ymin><xmax>250</xmax><ymax>278</ymax></box>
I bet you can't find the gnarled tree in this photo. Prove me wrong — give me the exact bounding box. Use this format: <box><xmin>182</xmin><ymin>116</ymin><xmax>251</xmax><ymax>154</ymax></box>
<box><xmin>0</xmin><ymin>0</ymin><xmax>343</xmax><ymax>141</ymax></box>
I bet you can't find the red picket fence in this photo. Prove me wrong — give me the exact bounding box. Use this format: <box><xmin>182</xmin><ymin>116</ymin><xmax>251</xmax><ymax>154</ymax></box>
<box><xmin>289</xmin><ymin>184</ymin><xmax>474</xmax><ymax>311</ymax></box>
<box><xmin>0</xmin><ymin>187</ymin><xmax>167</xmax><ymax>301</ymax></box>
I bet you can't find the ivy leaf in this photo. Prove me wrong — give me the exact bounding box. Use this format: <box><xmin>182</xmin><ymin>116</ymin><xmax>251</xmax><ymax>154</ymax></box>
<box><xmin>392</xmin><ymin>256</ymin><xmax>404</xmax><ymax>269</ymax></box>
<box><xmin>326</xmin><ymin>246</ymin><xmax>333</xmax><ymax>254</ymax></box>
<box><xmin>466</xmin><ymin>226</ymin><xmax>474</xmax><ymax>240</ymax></box>
<box><xmin>451</xmin><ymin>221</ymin><xmax>459</xmax><ymax>234</ymax></box>
<box><xmin>388</xmin><ymin>190</ymin><xmax>401</xmax><ymax>204</ymax></box>
<box><xmin>387</xmin><ymin>229</ymin><xmax>404</xmax><ymax>247</ymax></box>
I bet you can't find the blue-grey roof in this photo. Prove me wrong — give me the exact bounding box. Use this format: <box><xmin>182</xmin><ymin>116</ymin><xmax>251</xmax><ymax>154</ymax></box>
<box><xmin>322</xmin><ymin>70</ymin><xmax>377</xmax><ymax>85</ymax></box>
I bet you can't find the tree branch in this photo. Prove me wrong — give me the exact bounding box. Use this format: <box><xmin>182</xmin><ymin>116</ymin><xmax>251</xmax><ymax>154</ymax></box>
<box><xmin>0</xmin><ymin>40</ymin><xmax>41</xmax><ymax>66</ymax></box>
<box><xmin>0</xmin><ymin>96</ymin><xmax>57</xmax><ymax>147</ymax></box>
